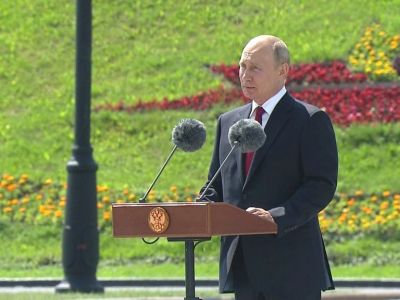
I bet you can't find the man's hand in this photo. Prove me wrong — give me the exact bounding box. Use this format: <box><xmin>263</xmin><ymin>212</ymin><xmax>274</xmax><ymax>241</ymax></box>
<box><xmin>246</xmin><ymin>207</ymin><xmax>276</xmax><ymax>224</ymax></box>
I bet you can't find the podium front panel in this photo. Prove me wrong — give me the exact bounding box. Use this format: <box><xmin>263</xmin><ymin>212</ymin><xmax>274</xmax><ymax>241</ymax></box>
<box><xmin>112</xmin><ymin>202</ymin><xmax>211</xmax><ymax>238</ymax></box>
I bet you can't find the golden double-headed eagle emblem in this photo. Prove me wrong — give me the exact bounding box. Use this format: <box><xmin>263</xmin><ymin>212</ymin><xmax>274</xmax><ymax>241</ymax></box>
<box><xmin>148</xmin><ymin>207</ymin><xmax>170</xmax><ymax>233</ymax></box>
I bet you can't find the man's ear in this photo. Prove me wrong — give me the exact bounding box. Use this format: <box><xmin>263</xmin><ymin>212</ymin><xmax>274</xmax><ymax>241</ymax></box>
<box><xmin>280</xmin><ymin>63</ymin><xmax>290</xmax><ymax>77</ymax></box>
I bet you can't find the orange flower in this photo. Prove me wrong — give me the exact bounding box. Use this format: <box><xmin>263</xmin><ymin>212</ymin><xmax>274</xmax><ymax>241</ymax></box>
<box><xmin>361</xmin><ymin>206</ymin><xmax>372</xmax><ymax>214</ymax></box>
<box><xmin>347</xmin><ymin>198</ymin><xmax>355</xmax><ymax>206</ymax></box>
<box><xmin>6</xmin><ymin>184</ymin><xmax>17</xmax><ymax>192</ymax></box>
<box><xmin>380</xmin><ymin>201</ymin><xmax>389</xmax><ymax>210</ymax></box>
<box><xmin>382</xmin><ymin>190</ymin><xmax>391</xmax><ymax>197</ymax></box>
<box><xmin>54</xmin><ymin>210</ymin><xmax>63</xmax><ymax>218</ymax></box>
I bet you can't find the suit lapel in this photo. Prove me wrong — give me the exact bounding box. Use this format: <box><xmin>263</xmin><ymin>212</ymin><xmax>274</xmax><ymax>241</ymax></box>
<box><xmin>243</xmin><ymin>93</ymin><xmax>294</xmax><ymax>190</ymax></box>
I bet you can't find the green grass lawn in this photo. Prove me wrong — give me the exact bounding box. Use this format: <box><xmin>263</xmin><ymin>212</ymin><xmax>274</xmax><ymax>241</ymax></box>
<box><xmin>1</xmin><ymin>0</ymin><xmax>400</xmax><ymax>191</ymax></box>
<box><xmin>0</xmin><ymin>223</ymin><xmax>398</xmax><ymax>279</ymax></box>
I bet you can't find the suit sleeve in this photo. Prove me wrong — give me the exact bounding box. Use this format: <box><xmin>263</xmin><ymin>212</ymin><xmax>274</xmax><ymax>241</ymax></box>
<box><xmin>198</xmin><ymin>116</ymin><xmax>223</xmax><ymax>202</ymax></box>
<box><xmin>275</xmin><ymin>111</ymin><xmax>338</xmax><ymax>237</ymax></box>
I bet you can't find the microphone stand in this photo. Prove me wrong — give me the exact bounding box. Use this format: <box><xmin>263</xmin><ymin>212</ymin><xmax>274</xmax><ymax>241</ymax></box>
<box><xmin>139</xmin><ymin>145</ymin><xmax>178</xmax><ymax>203</ymax></box>
<box><xmin>197</xmin><ymin>141</ymin><xmax>238</xmax><ymax>201</ymax></box>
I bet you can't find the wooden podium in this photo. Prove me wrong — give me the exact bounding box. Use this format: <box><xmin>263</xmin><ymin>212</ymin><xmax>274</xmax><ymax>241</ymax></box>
<box><xmin>112</xmin><ymin>202</ymin><xmax>277</xmax><ymax>299</ymax></box>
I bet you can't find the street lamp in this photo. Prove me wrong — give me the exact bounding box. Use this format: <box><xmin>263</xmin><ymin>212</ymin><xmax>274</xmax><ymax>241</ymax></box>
<box><xmin>55</xmin><ymin>0</ymin><xmax>103</xmax><ymax>293</ymax></box>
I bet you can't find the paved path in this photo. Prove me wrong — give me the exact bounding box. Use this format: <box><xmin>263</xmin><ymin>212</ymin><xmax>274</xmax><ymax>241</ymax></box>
<box><xmin>1</xmin><ymin>286</ymin><xmax>400</xmax><ymax>299</ymax></box>
<box><xmin>1</xmin><ymin>279</ymin><xmax>400</xmax><ymax>299</ymax></box>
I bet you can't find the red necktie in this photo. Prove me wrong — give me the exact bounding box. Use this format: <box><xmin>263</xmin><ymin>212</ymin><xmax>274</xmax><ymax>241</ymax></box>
<box><xmin>244</xmin><ymin>106</ymin><xmax>265</xmax><ymax>176</ymax></box>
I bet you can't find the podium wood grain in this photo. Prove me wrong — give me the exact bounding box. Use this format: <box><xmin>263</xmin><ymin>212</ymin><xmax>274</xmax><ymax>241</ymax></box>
<box><xmin>112</xmin><ymin>202</ymin><xmax>277</xmax><ymax>238</ymax></box>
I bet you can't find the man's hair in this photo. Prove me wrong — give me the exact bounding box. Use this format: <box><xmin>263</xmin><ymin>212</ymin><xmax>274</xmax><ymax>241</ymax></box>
<box><xmin>272</xmin><ymin>40</ymin><xmax>290</xmax><ymax>66</ymax></box>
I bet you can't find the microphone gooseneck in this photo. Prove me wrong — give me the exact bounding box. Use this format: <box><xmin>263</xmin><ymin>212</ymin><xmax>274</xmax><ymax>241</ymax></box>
<box><xmin>197</xmin><ymin>119</ymin><xmax>266</xmax><ymax>201</ymax></box>
<box><xmin>140</xmin><ymin>119</ymin><xmax>206</xmax><ymax>203</ymax></box>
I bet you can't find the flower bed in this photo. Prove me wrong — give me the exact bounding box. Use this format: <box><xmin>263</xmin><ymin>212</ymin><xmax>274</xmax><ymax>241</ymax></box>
<box><xmin>348</xmin><ymin>23</ymin><xmax>400</xmax><ymax>80</ymax></box>
<box><xmin>95</xmin><ymin>85</ymin><xmax>400</xmax><ymax>126</ymax></box>
<box><xmin>1</xmin><ymin>173</ymin><xmax>399</xmax><ymax>236</ymax></box>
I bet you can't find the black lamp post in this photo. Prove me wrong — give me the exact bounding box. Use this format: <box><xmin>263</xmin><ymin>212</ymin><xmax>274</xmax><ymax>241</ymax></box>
<box><xmin>55</xmin><ymin>0</ymin><xmax>103</xmax><ymax>293</ymax></box>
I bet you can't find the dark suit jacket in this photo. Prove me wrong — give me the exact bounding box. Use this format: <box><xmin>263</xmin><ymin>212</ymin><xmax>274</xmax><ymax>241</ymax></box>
<box><xmin>202</xmin><ymin>92</ymin><xmax>338</xmax><ymax>297</ymax></box>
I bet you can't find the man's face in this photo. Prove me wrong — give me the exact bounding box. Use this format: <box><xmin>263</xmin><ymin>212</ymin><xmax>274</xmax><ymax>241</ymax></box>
<box><xmin>239</xmin><ymin>46</ymin><xmax>285</xmax><ymax>105</ymax></box>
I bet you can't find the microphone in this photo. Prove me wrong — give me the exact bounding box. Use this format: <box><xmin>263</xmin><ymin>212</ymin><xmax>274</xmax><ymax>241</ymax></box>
<box><xmin>197</xmin><ymin>119</ymin><xmax>266</xmax><ymax>201</ymax></box>
<box><xmin>139</xmin><ymin>119</ymin><xmax>206</xmax><ymax>203</ymax></box>
<box><xmin>228</xmin><ymin>119</ymin><xmax>266</xmax><ymax>153</ymax></box>
<box><xmin>172</xmin><ymin>118</ymin><xmax>207</xmax><ymax>152</ymax></box>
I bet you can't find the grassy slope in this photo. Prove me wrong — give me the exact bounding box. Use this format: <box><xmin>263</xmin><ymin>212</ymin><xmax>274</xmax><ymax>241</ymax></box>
<box><xmin>0</xmin><ymin>1</ymin><xmax>400</xmax><ymax>191</ymax></box>
<box><xmin>0</xmin><ymin>223</ymin><xmax>399</xmax><ymax>278</ymax></box>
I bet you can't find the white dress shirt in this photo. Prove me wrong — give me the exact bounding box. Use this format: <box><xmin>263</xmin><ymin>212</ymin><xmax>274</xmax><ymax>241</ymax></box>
<box><xmin>248</xmin><ymin>86</ymin><xmax>287</xmax><ymax>128</ymax></box>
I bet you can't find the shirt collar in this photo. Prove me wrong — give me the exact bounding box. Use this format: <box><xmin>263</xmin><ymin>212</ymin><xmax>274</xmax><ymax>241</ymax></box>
<box><xmin>250</xmin><ymin>86</ymin><xmax>286</xmax><ymax>117</ymax></box>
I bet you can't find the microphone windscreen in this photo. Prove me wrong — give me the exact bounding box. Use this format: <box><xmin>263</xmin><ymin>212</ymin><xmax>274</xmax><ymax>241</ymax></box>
<box><xmin>172</xmin><ymin>119</ymin><xmax>206</xmax><ymax>152</ymax></box>
<box><xmin>228</xmin><ymin>119</ymin><xmax>266</xmax><ymax>153</ymax></box>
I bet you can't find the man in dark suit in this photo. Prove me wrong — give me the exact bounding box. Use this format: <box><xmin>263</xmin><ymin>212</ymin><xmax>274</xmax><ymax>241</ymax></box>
<box><xmin>201</xmin><ymin>35</ymin><xmax>338</xmax><ymax>299</ymax></box>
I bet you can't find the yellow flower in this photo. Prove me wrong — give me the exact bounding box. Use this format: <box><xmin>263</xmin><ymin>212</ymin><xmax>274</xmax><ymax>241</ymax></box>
<box><xmin>382</xmin><ymin>190</ymin><xmax>391</xmax><ymax>197</ymax></box>
<box><xmin>170</xmin><ymin>185</ymin><xmax>178</xmax><ymax>193</ymax></box>
<box><xmin>19</xmin><ymin>207</ymin><xmax>26</xmax><ymax>213</ymax></box>
<box><xmin>3</xmin><ymin>207</ymin><xmax>12</xmax><ymax>213</ymax></box>
<box><xmin>97</xmin><ymin>185</ymin><xmax>109</xmax><ymax>193</ymax></box>
<box><xmin>44</xmin><ymin>178</ymin><xmax>53</xmax><ymax>185</ymax></box>
<box><xmin>103</xmin><ymin>211</ymin><xmax>111</xmax><ymax>221</ymax></box>
<box><xmin>355</xmin><ymin>190</ymin><xmax>364</xmax><ymax>196</ymax></box>
<box><xmin>148</xmin><ymin>190</ymin><xmax>156</xmax><ymax>202</ymax></box>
